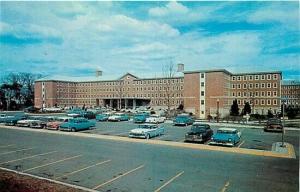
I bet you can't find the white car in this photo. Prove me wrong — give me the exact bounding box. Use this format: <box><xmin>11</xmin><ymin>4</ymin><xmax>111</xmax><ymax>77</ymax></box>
<box><xmin>17</xmin><ymin>119</ymin><xmax>45</xmax><ymax>128</ymax></box>
<box><xmin>145</xmin><ymin>114</ymin><xmax>166</xmax><ymax>124</ymax></box>
<box><xmin>129</xmin><ymin>123</ymin><xmax>165</xmax><ymax>139</ymax></box>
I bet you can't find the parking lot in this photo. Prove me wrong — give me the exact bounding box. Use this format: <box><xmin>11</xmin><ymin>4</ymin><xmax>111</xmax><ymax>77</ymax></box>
<box><xmin>78</xmin><ymin>120</ymin><xmax>299</xmax><ymax>153</ymax></box>
<box><xmin>0</xmin><ymin>127</ymin><xmax>298</xmax><ymax>192</ymax></box>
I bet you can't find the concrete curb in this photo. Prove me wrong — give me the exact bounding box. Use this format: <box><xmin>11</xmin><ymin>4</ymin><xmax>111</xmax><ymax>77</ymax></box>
<box><xmin>0</xmin><ymin>167</ymin><xmax>98</xmax><ymax>192</ymax></box>
<box><xmin>272</xmin><ymin>142</ymin><xmax>296</xmax><ymax>159</ymax></box>
<box><xmin>0</xmin><ymin>125</ymin><xmax>296</xmax><ymax>159</ymax></box>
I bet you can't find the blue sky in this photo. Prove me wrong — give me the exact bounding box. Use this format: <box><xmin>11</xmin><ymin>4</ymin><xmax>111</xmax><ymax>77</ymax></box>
<box><xmin>0</xmin><ymin>1</ymin><xmax>299</xmax><ymax>80</ymax></box>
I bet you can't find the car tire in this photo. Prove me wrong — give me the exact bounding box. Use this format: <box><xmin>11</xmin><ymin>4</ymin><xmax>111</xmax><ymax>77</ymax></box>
<box><xmin>71</xmin><ymin>128</ymin><xmax>76</xmax><ymax>132</ymax></box>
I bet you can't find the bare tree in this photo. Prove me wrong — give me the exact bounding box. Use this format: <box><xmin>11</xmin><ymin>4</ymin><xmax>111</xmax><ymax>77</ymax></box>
<box><xmin>162</xmin><ymin>61</ymin><xmax>178</xmax><ymax>117</ymax></box>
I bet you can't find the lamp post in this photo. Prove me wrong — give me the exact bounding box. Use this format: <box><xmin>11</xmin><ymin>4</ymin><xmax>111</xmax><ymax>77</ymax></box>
<box><xmin>281</xmin><ymin>101</ymin><xmax>285</xmax><ymax>147</ymax></box>
<box><xmin>217</xmin><ymin>99</ymin><xmax>220</xmax><ymax>123</ymax></box>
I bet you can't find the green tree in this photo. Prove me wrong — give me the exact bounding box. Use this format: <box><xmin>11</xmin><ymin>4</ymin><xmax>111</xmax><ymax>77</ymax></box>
<box><xmin>242</xmin><ymin>102</ymin><xmax>251</xmax><ymax>115</ymax></box>
<box><xmin>267</xmin><ymin>109</ymin><xmax>274</xmax><ymax>118</ymax></box>
<box><xmin>230</xmin><ymin>99</ymin><xmax>239</xmax><ymax>116</ymax></box>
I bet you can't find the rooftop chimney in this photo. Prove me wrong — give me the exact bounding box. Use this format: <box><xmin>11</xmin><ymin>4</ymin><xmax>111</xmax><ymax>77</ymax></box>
<box><xmin>96</xmin><ymin>70</ymin><xmax>102</xmax><ymax>77</ymax></box>
<box><xmin>177</xmin><ymin>63</ymin><xmax>184</xmax><ymax>72</ymax></box>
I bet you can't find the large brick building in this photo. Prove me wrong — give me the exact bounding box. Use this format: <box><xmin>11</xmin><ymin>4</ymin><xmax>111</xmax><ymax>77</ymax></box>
<box><xmin>281</xmin><ymin>80</ymin><xmax>300</xmax><ymax>106</ymax></box>
<box><xmin>35</xmin><ymin>69</ymin><xmax>283</xmax><ymax>119</ymax></box>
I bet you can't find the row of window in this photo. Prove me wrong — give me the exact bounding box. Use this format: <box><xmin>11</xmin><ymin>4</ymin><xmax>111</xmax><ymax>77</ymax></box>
<box><xmin>232</xmin><ymin>74</ymin><xmax>278</xmax><ymax>81</ymax></box>
<box><xmin>73</xmin><ymin>79</ymin><xmax>184</xmax><ymax>87</ymax></box>
<box><xmin>235</xmin><ymin>99</ymin><xmax>278</xmax><ymax>106</ymax></box>
<box><xmin>232</xmin><ymin>83</ymin><xmax>277</xmax><ymax>89</ymax></box>
<box><xmin>232</xmin><ymin>91</ymin><xmax>278</xmax><ymax>97</ymax></box>
<box><xmin>57</xmin><ymin>85</ymin><xmax>184</xmax><ymax>93</ymax></box>
<box><xmin>59</xmin><ymin>93</ymin><xmax>184</xmax><ymax>99</ymax></box>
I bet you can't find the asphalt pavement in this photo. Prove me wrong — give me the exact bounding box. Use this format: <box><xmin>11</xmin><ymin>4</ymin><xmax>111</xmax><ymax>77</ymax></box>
<box><xmin>0</xmin><ymin>127</ymin><xmax>298</xmax><ymax>192</ymax></box>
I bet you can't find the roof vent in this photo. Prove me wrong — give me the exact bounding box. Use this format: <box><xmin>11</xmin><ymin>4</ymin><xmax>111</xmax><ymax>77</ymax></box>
<box><xmin>96</xmin><ymin>70</ymin><xmax>102</xmax><ymax>77</ymax></box>
<box><xmin>177</xmin><ymin>63</ymin><xmax>184</xmax><ymax>72</ymax></box>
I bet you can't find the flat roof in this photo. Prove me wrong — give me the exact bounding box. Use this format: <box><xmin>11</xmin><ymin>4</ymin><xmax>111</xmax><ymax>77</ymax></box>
<box><xmin>35</xmin><ymin>72</ymin><xmax>184</xmax><ymax>83</ymax></box>
<box><xmin>183</xmin><ymin>69</ymin><xmax>232</xmax><ymax>75</ymax></box>
<box><xmin>281</xmin><ymin>80</ymin><xmax>300</xmax><ymax>86</ymax></box>
<box><xmin>233</xmin><ymin>71</ymin><xmax>282</xmax><ymax>75</ymax></box>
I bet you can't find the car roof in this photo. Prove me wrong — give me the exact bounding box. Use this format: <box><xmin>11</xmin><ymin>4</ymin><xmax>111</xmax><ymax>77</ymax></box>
<box><xmin>218</xmin><ymin>128</ymin><xmax>237</xmax><ymax>131</ymax></box>
<box><xmin>192</xmin><ymin>122</ymin><xmax>208</xmax><ymax>126</ymax></box>
<box><xmin>140</xmin><ymin>123</ymin><xmax>158</xmax><ymax>126</ymax></box>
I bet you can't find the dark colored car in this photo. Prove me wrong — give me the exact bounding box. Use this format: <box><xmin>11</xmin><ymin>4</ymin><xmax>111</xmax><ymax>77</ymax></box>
<box><xmin>83</xmin><ymin>111</ymin><xmax>96</xmax><ymax>119</ymax></box>
<box><xmin>185</xmin><ymin>123</ymin><xmax>213</xmax><ymax>143</ymax></box>
<box><xmin>24</xmin><ymin>106</ymin><xmax>40</xmax><ymax>113</ymax></box>
<box><xmin>264</xmin><ymin>118</ymin><xmax>283</xmax><ymax>132</ymax></box>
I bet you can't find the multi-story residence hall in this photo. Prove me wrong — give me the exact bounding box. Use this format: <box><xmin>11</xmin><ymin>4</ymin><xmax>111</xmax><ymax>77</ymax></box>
<box><xmin>35</xmin><ymin>69</ymin><xmax>282</xmax><ymax>119</ymax></box>
<box><xmin>281</xmin><ymin>80</ymin><xmax>300</xmax><ymax>106</ymax></box>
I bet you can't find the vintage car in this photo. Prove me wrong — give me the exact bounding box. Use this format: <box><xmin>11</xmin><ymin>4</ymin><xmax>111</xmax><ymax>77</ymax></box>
<box><xmin>4</xmin><ymin>115</ymin><xmax>27</xmax><ymax>126</ymax></box>
<box><xmin>133</xmin><ymin>113</ymin><xmax>150</xmax><ymax>123</ymax></box>
<box><xmin>43</xmin><ymin>107</ymin><xmax>63</xmax><ymax>113</ymax></box>
<box><xmin>46</xmin><ymin>117</ymin><xmax>72</xmax><ymax>130</ymax></box>
<box><xmin>67</xmin><ymin>108</ymin><xmax>84</xmax><ymax>117</ymax></box>
<box><xmin>173</xmin><ymin>114</ymin><xmax>194</xmax><ymax>126</ymax></box>
<box><xmin>145</xmin><ymin>114</ymin><xmax>166</xmax><ymax>124</ymax></box>
<box><xmin>96</xmin><ymin>113</ymin><xmax>111</xmax><ymax>121</ymax></box>
<box><xmin>0</xmin><ymin>114</ymin><xmax>11</xmax><ymax>123</ymax></box>
<box><xmin>59</xmin><ymin>118</ymin><xmax>93</xmax><ymax>132</ymax></box>
<box><xmin>209</xmin><ymin>128</ymin><xmax>241</xmax><ymax>147</ymax></box>
<box><xmin>17</xmin><ymin>119</ymin><xmax>45</xmax><ymax>128</ymax></box>
<box><xmin>185</xmin><ymin>123</ymin><xmax>213</xmax><ymax>143</ymax></box>
<box><xmin>264</xmin><ymin>118</ymin><xmax>283</xmax><ymax>132</ymax></box>
<box><xmin>108</xmin><ymin>113</ymin><xmax>129</xmax><ymax>121</ymax></box>
<box><xmin>129</xmin><ymin>123</ymin><xmax>165</xmax><ymax>139</ymax></box>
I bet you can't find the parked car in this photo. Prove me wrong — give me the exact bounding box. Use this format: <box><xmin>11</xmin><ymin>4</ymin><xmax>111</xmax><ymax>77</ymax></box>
<box><xmin>4</xmin><ymin>114</ymin><xmax>27</xmax><ymax>126</ymax></box>
<box><xmin>46</xmin><ymin>117</ymin><xmax>72</xmax><ymax>130</ymax></box>
<box><xmin>108</xmin><ymin>113</ymin><xmax>129</xmax><ymax>121</ymax></box>
<box><xmin>0</xmin><ymin>114</ymin><xmax>11</xmax><ymax>123</ymax></box>
<box><xmin>264</xmin><ymin>118</ymin><xmax>283</xmax><ymax>132</ymax></box>
<box><xmin>24</xmin><ymin>106</ymin><xmax>40</xmax><ymax>113</ymax></box>
<box><xmin>17</xmin><ymin>119</ymin><xmax>46</xmax><ymax>129</ymax></box>
<box><xmin>83</xmin><ymin>111</ymin><xmax>96</xmax><ymax>119</ymax></box>
<box><xmin>67</xmin><ymin>108</ymin><xmax>84</xmax><ymax>117</ymax></box>
<box><xmin>185</xmin><ymin>123</ymin><xmax>213</xmax><ymax>143</ymax></box>
<box><xmin>96</xmin><ymin>113</ymin><xmax>111</xmax><ymax>121</ymax></box>
<box><xmin>59</xmin><ymin>118</ymin><xmax>93</xmax><ymax>132</ymax></box>
<box><xmin>43</xmin><ymin>107</ymin><xmax>63</xmax><ymax>113</ymax></box>
<box><xmin>209</xmin><ymin>128</ymin><xmax>241</xmax><ymax>147</ymax></box>
<box><xmin>173</xmin><ymin>114</ymin><xmax>194</xmax><ymax>126</ymax></box>
<box><xmin>129</xmin><ymin>123</ymin><xmax>165</xmax><ymax>139</ymax></box>
<box><xmin>133</xmin><ymin>113</ymin><xmax>150</xmax><ymax>123</ymax></box>
<box><xmin>145</xmin><ymin>114</ymin><xmax>166</xmax><ymax>124</ymax></box>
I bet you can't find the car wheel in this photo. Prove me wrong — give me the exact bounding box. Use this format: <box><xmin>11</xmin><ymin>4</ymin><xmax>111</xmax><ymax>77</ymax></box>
<box><xmin>71</xmin><ymin>128</ymin><xmax>76</xmax><ymax>132</ymax></box>
<box><xmin>146</xmin><ymin>134</ymin><xmax>150</xmax><ymax>139</ymax></box>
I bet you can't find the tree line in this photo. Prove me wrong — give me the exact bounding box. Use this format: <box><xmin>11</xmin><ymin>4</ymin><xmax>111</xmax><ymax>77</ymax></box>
<box><xmin>229</xmin><ymin>99</ymin><xmax>300</xmax><ymax>119</ymax></box>
<box><xmin>0</xmin><ymin>72</ymin><xmax>42</xmax><ymax>110</ymax></box>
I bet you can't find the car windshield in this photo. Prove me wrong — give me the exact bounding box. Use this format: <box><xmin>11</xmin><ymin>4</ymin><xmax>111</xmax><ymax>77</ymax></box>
<box><xmin>138</xmin><ymin>125</ymin><xmax>157</xmax><ymax>129</ymax></box>
<box><xmin>191</xmin><ymin>125</ymin><xmax>206</xmax><ymax>132</ymax></box>
<box><xmin>176</xmin><ymin>116</ymin><xmax>188</xmax><ymax>120</ymax></box>
<box><xmin>217</xmin><ymin>130</ymin><xmax>236</xmax><ymax>134</ymax></box>
<box><xmin>268</xmin><ymin>119</ymin><xmax>281</xmax><ymax>124</ymax></box>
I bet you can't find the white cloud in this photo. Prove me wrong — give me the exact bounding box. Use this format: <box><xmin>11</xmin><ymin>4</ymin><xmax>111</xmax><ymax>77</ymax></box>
<box><xmin>149</xmin><ymin>1</ymin><xmax>189</xmax><ymax>17</ymax></box>
<box><xmin>0</xmin><ymin>21</ymin><xmax>61</xmax><ymax>40</ymax></box>
<box><xmin>247</xmin><ymin>3</ymin><xmax>299</xmax><ymax>30</ymax></box>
